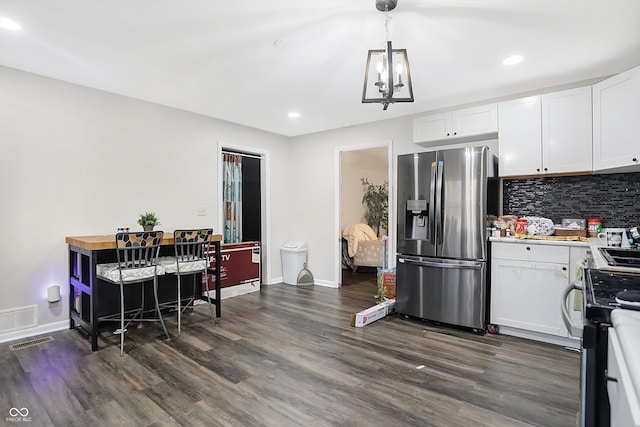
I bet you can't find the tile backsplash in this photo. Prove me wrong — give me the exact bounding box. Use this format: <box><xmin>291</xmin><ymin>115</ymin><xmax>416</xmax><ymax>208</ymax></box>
<box><xmin>503</xmin><ymin>172</ymin><xmax>640</xmax><ymax>228</ymax></box>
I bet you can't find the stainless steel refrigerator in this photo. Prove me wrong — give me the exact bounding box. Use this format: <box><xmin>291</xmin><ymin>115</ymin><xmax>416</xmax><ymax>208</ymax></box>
<box><xmin>396</xmin><ymin>146</ymin><xmax>499</xmax><ymax>331</ymax></box>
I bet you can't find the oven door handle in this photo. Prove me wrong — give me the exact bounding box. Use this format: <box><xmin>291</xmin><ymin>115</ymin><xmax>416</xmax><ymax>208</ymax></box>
<box><xmin>561</xmin><ymin>281</ymin><xmax>583</xmax><ymax>338</ymax></box>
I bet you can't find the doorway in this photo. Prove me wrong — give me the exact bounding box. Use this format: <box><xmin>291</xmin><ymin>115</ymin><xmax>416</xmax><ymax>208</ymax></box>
<box><xmin>218</xmin><ymin>142</ymin><xmax>271</xmax><ymax>284</ymax></box>
<box><xmin>335</xmin><ymin>141</ymin><xmax>393</xmax><ymax>287</ymax></box>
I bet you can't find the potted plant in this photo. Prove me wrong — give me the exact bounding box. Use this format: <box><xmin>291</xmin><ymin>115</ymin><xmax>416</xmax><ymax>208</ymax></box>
<box><xmin>137</xmin><ymin>211</ymin><xmax>160</xmax><ymax>231</ymax></box>
<box><xmin>361</xmin><ymin>178</ymin><xmax>388</xmax><ymax>236</ymax></box>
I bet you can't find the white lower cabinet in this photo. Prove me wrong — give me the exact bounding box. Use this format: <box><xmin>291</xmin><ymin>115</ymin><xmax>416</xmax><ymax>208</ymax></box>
<box><xmin>490</xmin><ymin>241</ymin><xmax>584</xmax><ymax>346</ymax></box>
<box><xmin>491</xmin><ymin>258</ymin><xmax>568</xmax><ymax>335</ymax></box>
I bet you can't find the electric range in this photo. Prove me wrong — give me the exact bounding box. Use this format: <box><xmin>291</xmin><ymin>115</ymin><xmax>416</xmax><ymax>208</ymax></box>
<box><xmin>584</xmin><ymin>268</ymin><xmax>640</xmax><ymax>319</ymax></box>
<box><xmin>580</xmin><ymin>268</ymin><xmax>640</xmax><ymax>427</ymax></box>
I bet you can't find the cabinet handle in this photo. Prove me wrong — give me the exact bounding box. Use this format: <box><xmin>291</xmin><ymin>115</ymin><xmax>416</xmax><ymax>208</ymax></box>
<box><xmin>526</xmin><ymin>247</ymin><xmax>531</xmax><ymax>251</ymax></box>
<box><xmin>446</xmin><ymin>133</ymin><xmax>450</xmax><ymax>136</ymax></box>
<box><xmin>562</xmin><ymin>267</ymin><xmax>567</xmax><ymax>271</ymax></box>
<box><xmin>544</xmin><ymin>167</ymin><xmax>548</xmax><ymax>171</ymax></box>
<box><xmin>633</xmin><ymin>158</ymin><xmax>638</xmax><ymax>162</ymax></box>
<box><xmin>536</xmin><ymin>168</ymin><xmax>540</xmax><ymax>172</ymax></box>
<box><xmin>453</xmin><ymin>132</ymin><xmax>457</xmax><ymax>136</ymax></box>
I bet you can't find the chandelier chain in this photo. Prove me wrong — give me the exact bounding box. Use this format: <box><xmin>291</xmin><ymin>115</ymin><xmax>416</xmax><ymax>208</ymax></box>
<box><xmin>384</xmin><ymin>9</ymin><xmax>392</xmax><ymax>42</ymax></box>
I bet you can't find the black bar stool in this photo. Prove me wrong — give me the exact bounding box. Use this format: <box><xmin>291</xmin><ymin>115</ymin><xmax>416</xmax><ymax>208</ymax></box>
<box><xmin>96</xmin><ymin>231</ymin><xmax>169</xmax><ymax>356</ymax></box>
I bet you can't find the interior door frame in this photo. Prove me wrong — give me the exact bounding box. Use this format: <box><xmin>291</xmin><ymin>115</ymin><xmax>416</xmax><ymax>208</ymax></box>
<box><xmin>334</xmin><ymin>140</ymin><xmax>394</xmax><ymax>286</ymax></box>
<box><xmin>217</xmin><ymin>141</ymin><xmax>272</xmax><ymax>284</ymax></box>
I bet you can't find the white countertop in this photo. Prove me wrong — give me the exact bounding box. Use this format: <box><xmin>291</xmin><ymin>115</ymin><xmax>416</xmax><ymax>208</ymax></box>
<box><xmin>490</xmin><ymin>237</ymin><xmax>640</xmax><ymax>273</ymax></box>
<box><xmin>611</xmin><ymin>309</ymin><xmax>640</xmax><ymax>412</ymax></box>
<box><xmin>489</xmin><ymin>236</ymin><xmax>589</xmax><ymax>248</ymax></box>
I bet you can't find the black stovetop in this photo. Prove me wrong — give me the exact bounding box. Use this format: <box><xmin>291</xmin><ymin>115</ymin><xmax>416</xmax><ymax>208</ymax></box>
<box><xmin>584</xmin><ymin>268</ymin><xmax>640</xmax><ymax>321</ymax></box>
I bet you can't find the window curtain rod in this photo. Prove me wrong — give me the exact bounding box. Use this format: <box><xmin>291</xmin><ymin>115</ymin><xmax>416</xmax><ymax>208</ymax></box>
<box><xmin>222</xmin><ymin>150</ymin><xmax>262</xmax><ymax>160</ymax></box>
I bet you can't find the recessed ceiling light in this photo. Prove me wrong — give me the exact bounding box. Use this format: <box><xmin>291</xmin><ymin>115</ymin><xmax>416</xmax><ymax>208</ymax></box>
<box><xmin>0</xmin><ymin>16</ymin><xmax>22</xmax><ymax>31</ymax></box>
<box><xmin>503</xmin><ymin>55</ymin><xmax>523</xmax><ymax>66</ymax></box>
<box><xmin>288</xmin><ymin>112</ymin><xmax>300</xmax><ymax>119</ymax></box>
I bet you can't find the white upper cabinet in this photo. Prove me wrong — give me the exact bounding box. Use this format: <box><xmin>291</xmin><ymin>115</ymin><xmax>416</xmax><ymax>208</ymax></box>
<box><xmin>542</xmin><ymin>87</ymin><xmax>593</xmax><ymax>173</ymax></box>
<box><xmin>592</xmin><ymin>65</ymin><xmax>640</xmax><ymax>173</ymax></box>
<box><xmin>413</xmin><ymin>112</ymin><xmax>450</xmax><ymax>142</ymax></box>
<box><xmin>497</xmin><ymin>96</ymin><xmax>542</xmax><ymax>176</ymax></box>
<box><xmin>498</xmin><ymin>86</ymin><xmax>592</xmax><ymax>177</ymax></box>
<box><xmin>413</xmin><ymin>104</ymin><xmax>497</xmax><ymax>145</ymax></box>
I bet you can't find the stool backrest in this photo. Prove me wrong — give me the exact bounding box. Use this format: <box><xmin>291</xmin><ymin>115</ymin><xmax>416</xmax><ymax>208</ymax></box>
<box><xmin>173</xmin><ymin>229</ymin><xmax>213</xmax><ymax>262</ymax></box>
<box><xmin>115</xmin><ymin>231</ymin><xmax>164</xmax><ymax>269</ymax></box>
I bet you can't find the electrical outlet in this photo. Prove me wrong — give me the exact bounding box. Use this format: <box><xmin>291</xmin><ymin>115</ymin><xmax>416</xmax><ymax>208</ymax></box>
<box><xmin>196</xmin><ymin>207</ymin><xmax>207</xmax><ymax>216</ymax></box>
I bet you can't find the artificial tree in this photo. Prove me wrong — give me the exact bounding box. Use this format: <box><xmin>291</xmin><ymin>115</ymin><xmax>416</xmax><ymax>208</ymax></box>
<box><xmin>361</xmin><ymin>178</ymin><xmax>388</xmax><ymax>236</ymax></box>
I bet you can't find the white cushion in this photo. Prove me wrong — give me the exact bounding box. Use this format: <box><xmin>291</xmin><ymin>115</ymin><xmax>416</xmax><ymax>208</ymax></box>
<box><xmin>157</xmin><ymin>256</ymin><xmax>207</xmax><ymax>274</ymax></box>
<box><xmin>97</xmin><ymin>262</ymin><xmax>164</xmax><ymax>283</ymax></box>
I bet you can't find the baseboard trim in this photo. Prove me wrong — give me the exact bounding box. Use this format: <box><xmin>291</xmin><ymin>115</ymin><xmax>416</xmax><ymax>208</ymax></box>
<box><xmin>0</xmin><ymin>320</ymin><xmax>69</xmax><ymax>344</ymax></box>
<box><xmin>204</xmin><ymin>281</ymin><xmax>261</xmax><ymax>300</ymax></box>
<box><xmin>496</xmin><ymin>325</ymin><xmax>580</xmax><ymax>349</ymax></box>
<box><xmin>313</xmin><ymin>279</ymin><xmax>338</xmax><ymax>288</ymax></box>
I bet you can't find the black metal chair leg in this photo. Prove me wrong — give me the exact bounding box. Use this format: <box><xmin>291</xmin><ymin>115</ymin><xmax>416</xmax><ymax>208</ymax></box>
<box><xmin>153</xmin><ymin>275</ymin><xmax>170</xmax><ymax>340</ymax></box>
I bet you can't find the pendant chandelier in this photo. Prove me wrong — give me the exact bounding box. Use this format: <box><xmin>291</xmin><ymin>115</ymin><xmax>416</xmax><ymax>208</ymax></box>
<box><xmin>362</xmin><ymin>0</ymin><xmax>414</xmax><ymax>110</ymax></box>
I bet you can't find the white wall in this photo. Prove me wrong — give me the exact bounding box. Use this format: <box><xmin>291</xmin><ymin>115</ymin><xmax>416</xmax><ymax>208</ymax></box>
<box><xmin>0</xmin><ymin>66</ymin><xmax>291</xmax><ymax>340</ymax></box>
<box><xmin>289</xmin><ymin>118</ymin><xmax>412</xmax><ymax>284</ymax></box>
<box><xmin>289</xmin><ymin>119</ymin><xmax>499</xmax><ymax>286</ymax></box>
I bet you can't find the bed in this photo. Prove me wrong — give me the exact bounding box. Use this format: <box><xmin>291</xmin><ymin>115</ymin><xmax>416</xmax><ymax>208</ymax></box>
<box><xmin>342</xmin><ymin>224</ymin><xmax>383</xmax><ymax>271</ymax></box>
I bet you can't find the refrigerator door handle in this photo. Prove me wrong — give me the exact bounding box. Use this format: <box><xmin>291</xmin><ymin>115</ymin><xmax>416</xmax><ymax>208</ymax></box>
<box><xmin>429</xmin><ymin>161</ymin><xmax>437</xmax><ymax>244</ymax></box>
<box><xmin>435</xmin><ymin>160</ymin><xmax>444</xmax><ymax>246</ymax></box>
<box><xmin>400</xmin><ymin>258</ymin><xmax>483</xmax><ymax>270</ymax></box>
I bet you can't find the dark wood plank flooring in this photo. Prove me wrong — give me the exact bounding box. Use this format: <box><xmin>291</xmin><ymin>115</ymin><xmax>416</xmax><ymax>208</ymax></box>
<box><xmin>1</xmin><ymin>272</ymin><xmax>580</xmax><ymax>426</ymax></box>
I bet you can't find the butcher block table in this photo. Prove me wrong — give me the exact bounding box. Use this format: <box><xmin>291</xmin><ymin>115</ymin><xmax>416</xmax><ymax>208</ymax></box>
<box><xmin>66</xmin><ymin>233</ymin><xmax>222</xmax><ymax>351</ymax></box>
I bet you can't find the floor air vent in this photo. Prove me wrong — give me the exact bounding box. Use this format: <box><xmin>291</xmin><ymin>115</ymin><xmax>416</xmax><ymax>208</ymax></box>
<box><xmin>9</xmin><ymin>336</ymin><xmax>54</xmax><ymax>351</ymax></box>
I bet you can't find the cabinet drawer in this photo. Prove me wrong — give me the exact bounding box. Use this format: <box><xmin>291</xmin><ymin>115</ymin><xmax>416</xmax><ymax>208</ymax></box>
<box><xmin>492</xmin><ymin>242</ymin><xmax>569</xmax><ymax>263</ymax></box>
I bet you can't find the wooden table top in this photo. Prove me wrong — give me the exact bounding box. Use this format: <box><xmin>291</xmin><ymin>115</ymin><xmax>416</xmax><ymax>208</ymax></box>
<box><xmin>66</xmin><ymin>233</ymin><xmax>222</xmax><ymax>250</ymax></box>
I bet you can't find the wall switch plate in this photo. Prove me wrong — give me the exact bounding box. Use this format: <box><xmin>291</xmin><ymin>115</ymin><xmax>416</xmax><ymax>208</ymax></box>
<box><xmin>196</xmin><ymin>207</ymin><xmax>207</xmax><ymax>216</ymax></box>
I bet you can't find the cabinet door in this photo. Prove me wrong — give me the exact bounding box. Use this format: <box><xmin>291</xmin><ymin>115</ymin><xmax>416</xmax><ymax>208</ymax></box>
<box><xmin>593</xmin><ymin>65</ymin><xmax>640</xmax><ymax>172</ymax></box>
<box><xmin>498</xmin><ymin>96</ymin><xmax>542</xmax><ymax>176</ymax></box>
<box><xmin>413</xmin><ymin>112</ymin><xmax>451</xmax><ymax>143</ymax></box>
<box><xmin>451</xmin><ymin>104</ymin><xmax>498</xmax><ymax>138</ymax></box>
<box><xmin>542</xmin><ymin>87</ymin><xmax>593</xmax><ymax>174</ymax></box>
<box><xmin>490</xmin><ymin>259</ymin><xmax>569</xmax><ymax>336</ymax></box>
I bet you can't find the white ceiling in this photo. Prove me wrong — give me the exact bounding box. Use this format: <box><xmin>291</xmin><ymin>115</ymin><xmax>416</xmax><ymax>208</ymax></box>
<box><xmin>1</xmin><ymin>0</ymin><xmax>639</xmax><ymax>137</ymax></box>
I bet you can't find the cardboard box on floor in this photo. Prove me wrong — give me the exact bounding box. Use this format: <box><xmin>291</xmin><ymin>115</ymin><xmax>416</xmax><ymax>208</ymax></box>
<box><xmin>351</xmin><ymin>299</ymin><xmax>395</xmax><ymax>327</ymax></box>
<box><xmin>376</xmin><ymin>267</ymin><xmax>396</xmax><ymax>303</ymax></box>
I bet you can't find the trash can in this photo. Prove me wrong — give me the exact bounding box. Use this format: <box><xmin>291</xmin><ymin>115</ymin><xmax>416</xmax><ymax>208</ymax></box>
<box><xmin>281</xmin><ymin>241</ymin><xmax>308</xmax><ymax>285</ymax></box>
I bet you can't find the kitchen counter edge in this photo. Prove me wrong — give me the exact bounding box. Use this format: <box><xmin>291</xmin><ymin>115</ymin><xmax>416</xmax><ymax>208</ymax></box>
<box><xmin>66</xmin><ymin>233</ymin><xmax>223</xmax><ymax>251</ymax></box>
<box><xmin>489</xmin><ymin>236</ymin><xmax>589</xmax><ymax>248</ymax></box>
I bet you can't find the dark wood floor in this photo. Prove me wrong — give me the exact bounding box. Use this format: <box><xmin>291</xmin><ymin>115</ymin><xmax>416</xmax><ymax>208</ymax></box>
<box><xmin>1</xmin><ymin>271</ymin><xmax>580</xmax><ymax>426</ymax></box>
